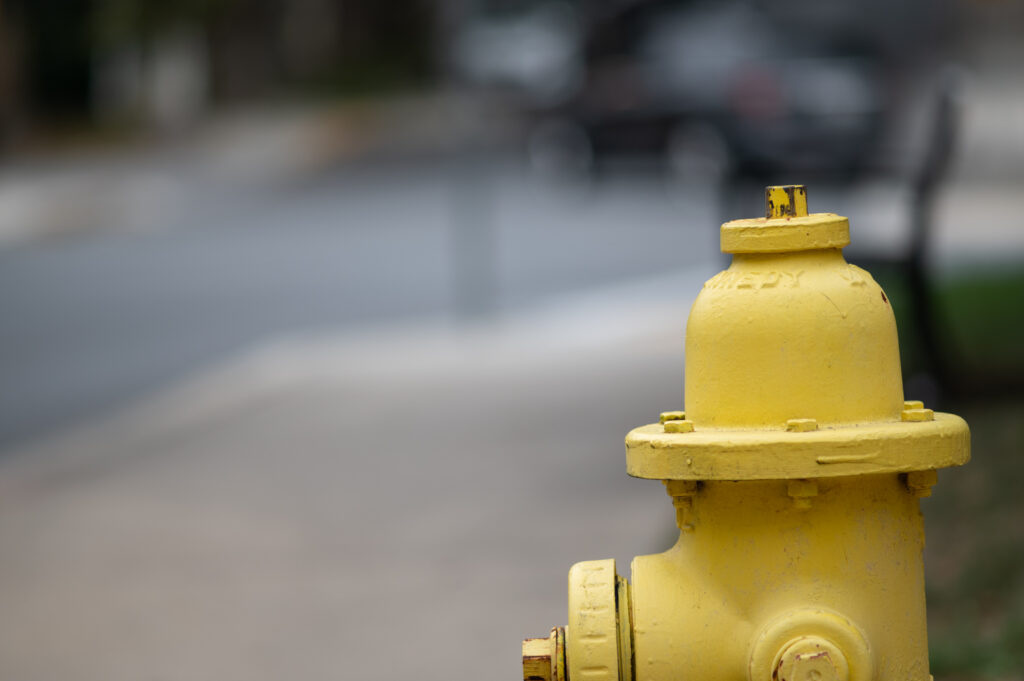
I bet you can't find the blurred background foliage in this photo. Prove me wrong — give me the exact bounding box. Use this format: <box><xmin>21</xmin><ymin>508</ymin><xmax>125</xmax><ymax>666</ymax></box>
<box><xmin>1</xmin><ymin>0</ymin><xmax>436</xmax><ymax>140</ymax></box>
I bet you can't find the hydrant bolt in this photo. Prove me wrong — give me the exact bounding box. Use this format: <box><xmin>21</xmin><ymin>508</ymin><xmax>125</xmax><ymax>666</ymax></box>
<box><xmin>521</xmin><ymin>185</ymin><xmax>970</xmax><ymax>681</ymax></box>
<box><xmin>787</xmin><ymin>479</ymin><xmax>819</xmax><ymax>510</ymax></box>
<box><xmin>522</xmin><ymin>627</ymin><xmax>564</xmax><ymax>681</ymax></box>
<box><xmin>663</xmin><ymin>419</ymin><xmax>694</xmax><ymax>433</ymax></box>
<box><xmin>902</xmin><ymin>407</ymin><xmax>935</xmax><ymax>422</ymax></box>
<box><xmin>786</xmin><ymin>418</ymin><xmax>819</xmax><ymax>432</ymax></box>
<box><xmin>904</xmin><ymin>470</ymin><xmax>938</xmax><ymax>498</ymax></box>
<box><xmin>521</xmin><ymin>639</ymin><xmax>552</xmax><ymax>681</ymax></box>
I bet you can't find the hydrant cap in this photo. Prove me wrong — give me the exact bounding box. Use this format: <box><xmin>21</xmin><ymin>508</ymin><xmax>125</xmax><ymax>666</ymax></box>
<box><xmin>721</xmin><ymin>185</ymin><xmax>851</xmax><ymax>254</ymax></box>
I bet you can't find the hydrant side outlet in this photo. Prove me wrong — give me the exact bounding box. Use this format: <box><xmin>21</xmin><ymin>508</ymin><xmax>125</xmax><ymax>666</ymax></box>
<box><xmin>520</xmin><ymin>185</ymin><xmax>969</xmax><ymax>681</ymax></box>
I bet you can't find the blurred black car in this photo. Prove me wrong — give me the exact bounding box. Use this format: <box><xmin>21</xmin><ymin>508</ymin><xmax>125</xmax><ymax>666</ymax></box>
<box><xmin>452</xmin><ymin>1</ymin><xmax>891</xmax><ymax>180</ymax></box>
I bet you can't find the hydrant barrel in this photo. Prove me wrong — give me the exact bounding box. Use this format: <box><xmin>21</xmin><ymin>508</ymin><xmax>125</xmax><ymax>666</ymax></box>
<box><xmin>521</xmin><ymin>185</ymin><xmax>970</xmax><ymax>681</ymax></box>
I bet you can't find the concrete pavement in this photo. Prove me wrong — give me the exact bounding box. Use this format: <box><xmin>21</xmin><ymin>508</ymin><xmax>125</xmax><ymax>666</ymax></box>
<box><xmin>0</xmin><ymin>271</ymin><xmax>711</xmax><ymax>681</ymax></box>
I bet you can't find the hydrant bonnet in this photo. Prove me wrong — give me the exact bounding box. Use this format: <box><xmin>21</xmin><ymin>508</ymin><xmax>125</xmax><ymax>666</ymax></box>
<box><xmin>626</xmin><ymin>186</ymin><xmax>968</xmax><ymax>481</ymax></box>
<box><xmin>687</xmin><ymin>184</ymin><xmax>903</xmax><ymax>429</ymax></box>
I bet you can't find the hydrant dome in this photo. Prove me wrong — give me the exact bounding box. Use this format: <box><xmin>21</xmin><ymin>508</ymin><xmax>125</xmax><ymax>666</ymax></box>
<box><xmin>685</xmin><ymin>188</ymin><xmax>905</xmax><ymax>429</ymax></box>
<box><xmin>684</xmin><ymin>248</ymin><xmax>904</xmax><ymax>429</ymax></box>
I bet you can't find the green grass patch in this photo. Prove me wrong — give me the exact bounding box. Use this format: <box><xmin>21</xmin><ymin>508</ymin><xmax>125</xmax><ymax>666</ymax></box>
<box><xmin>923</xmin><ymin>398</ymin><xmax>1024</xmax><ymax>679</ymax></box>
<box><xmin>872</xmin><ymin>265</ymin><xmax>1024</xmax><ymax>382</ymax></box>
<box><xmin>937</xmin><ymin>269</ymin><xmax>1024</xmax><ymax>373</ymax></box>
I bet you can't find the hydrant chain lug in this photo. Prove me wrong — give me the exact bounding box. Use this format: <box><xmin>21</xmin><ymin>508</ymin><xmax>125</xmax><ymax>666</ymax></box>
<box><xmin>522</xmin><ymin>186</ymin><xmax>970</xmax><ymax>681</ymax></box>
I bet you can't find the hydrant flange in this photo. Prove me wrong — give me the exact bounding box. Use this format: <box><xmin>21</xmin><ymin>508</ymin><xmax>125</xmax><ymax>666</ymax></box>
<box><xmin>626</xmin><ymin>410</ymin><xmax>969</xmax><ymax>480</ymax></box>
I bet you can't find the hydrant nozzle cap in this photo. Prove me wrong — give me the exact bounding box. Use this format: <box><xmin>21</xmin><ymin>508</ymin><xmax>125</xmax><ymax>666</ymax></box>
<box><xmin>721</xmin><ymin>186</ymin><xmax>849</xmax><ymax>254</ymax></box>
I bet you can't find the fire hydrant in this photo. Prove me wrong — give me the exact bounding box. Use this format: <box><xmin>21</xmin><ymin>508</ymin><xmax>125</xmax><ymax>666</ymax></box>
<box><xmin>522</xmin><ymin>186</ymin><xmax>969</xmax><ymax>681</ymax></box>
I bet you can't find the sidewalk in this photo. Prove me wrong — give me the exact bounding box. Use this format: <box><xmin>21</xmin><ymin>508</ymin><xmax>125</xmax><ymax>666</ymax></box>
<box><xmin>0</xmin><ymin>272</ymin><xmax>708</xmax><ymax>681</ymax></box>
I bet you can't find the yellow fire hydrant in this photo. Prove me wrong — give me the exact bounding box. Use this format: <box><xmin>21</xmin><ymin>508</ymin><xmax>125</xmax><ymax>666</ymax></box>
<box><xmin>522</xmin><ymin>186</ymin><xmax>970</xmax><ymax>681</ymax></box>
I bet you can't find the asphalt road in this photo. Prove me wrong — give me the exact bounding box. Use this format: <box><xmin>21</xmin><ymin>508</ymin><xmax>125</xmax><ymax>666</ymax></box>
<box><xmin>0</xmin><ymin>157</ymin><xmax>720</xmax><ymax>449</ymax></box>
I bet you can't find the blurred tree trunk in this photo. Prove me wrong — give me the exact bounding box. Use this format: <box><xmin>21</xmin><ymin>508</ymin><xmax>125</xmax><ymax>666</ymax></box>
<box><xmin>10</xmin><ymin>0</ymin><xmax>94</xmax><ymax>122</ymax></box>
<box><xmin>0</xmin><ymin>2</ymin><xmax>26</xmax><ymax>151</ymax></box>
